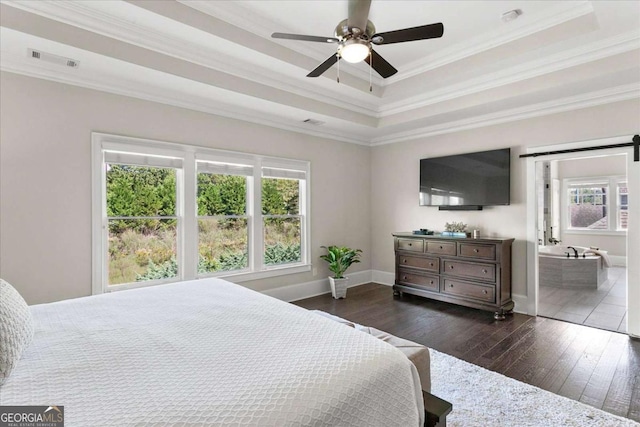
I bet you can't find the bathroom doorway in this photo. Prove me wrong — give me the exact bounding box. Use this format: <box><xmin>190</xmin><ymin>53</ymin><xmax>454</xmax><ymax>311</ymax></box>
<box><xmin>534</xmin><ymin>150</ymin><xmax>631</xmax><ymax>333</ymax></box>
<box><xmin>526</xmin><ymin>136</ymin><xmax>639</xmax><ymax>337</ymax></box>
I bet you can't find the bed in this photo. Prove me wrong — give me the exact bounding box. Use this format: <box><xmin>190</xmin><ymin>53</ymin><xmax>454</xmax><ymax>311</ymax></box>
<box><xmin>1</xmin><ymin>278</ymin><xmax>426</xmax><ymax>426</ymax></box>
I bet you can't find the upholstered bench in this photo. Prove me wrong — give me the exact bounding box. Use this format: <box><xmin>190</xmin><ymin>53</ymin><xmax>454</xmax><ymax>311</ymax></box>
<box><xmin>311</xmin><ymin>310</ymin><xmax>431</xmax><ymax>391</ymax></box>
<box><xmin>311</xmin><ymin>310</ymin><xmax>451</xmax><ymax>427</ymax></box>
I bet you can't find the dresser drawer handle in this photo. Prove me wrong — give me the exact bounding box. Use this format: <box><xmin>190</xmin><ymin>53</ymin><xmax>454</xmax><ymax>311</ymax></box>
<box><xmin>408</xmin><ymin>243</ymin><xmax>412</xmax><ymax>246</ymax></box>
<box><xmin>449</xmin><ymin>284</ymin><xmax>454</xmax><ymax>288</ymax></box>
<box><xmin>449</xmin><ymin>265</ymin><xmax>454</xmax><ymax>269</ymax></box>
<box><xmin>439</xmin><ymin>246</ymin><xmax>443</xmax><ymax>249</ymax></box>
<box><xmin>430</xmin><ymin>280</ymin><xmax>435</xmax><ymax>285</ymax></box>
<box><xmin>430</xmin><ymin>263</ymin><xmax>434</xmax><ymax>267</ymax></box>
<box><xmin>483</xmin><ymin>289</ymin><xmax>488</xmax><ymax>294</ymax></box>
<box><xmin>403</xmin><ymin>259</ymin><xmax>407</xmax><ymax>263</ymax></box>
<box><xmin>482</xmin><ymin>269</ymin><xmax>488</xmax><ymax>274</ymax></box>
<box><xmin>403</xmin><ymin>275</ymin><xmax>407</xmax><ymax>280</ymax></box>
<box><xmin>474</xmin><ymin>249</ymin><xmax>479</xmax><ymax>253</ymax></box>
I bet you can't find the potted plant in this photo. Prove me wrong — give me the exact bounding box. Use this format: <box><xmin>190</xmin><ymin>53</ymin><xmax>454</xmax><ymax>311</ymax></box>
<box><xmin>320</xmin><ymin>245</ymin><xmax>362</xmax><ymax>299</ymax></box>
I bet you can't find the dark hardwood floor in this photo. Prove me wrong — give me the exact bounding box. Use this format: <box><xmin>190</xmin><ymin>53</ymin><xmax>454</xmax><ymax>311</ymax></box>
<box><xmin>294</xmin><ymin>283</ymin><xmax>640</xmax><ymax>422</ymax></box>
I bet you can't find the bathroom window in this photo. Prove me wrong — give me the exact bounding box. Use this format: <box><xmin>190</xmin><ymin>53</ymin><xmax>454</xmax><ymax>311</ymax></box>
<box><xmin>564</xmin><ymin>176</ymin><xmax>626</xmax><ymax>234</ymax></box>
<box><xmin>618</xmin><ymin>182</ymin><xmax>628</xmax><ymax>230</ymax></box>
<box><xmin>567</xmin><ymin>183</ymin><xmax>608</xmax><ymax>230</ymax></box>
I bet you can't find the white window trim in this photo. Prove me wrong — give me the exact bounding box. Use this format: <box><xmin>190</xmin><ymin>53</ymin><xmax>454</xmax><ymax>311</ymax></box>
<box><xmin>92</xmin><ymin>132</ymin><xmax>311</xmax><ymax>295</ymax></box>
<box><xmin>561</xmin><ymin>175</ymin><xmax>627</xmax><ymax>236</ymax></box>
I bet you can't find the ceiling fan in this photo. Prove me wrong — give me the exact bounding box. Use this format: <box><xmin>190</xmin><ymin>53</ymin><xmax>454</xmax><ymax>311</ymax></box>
<box><xmin>271</xmin><ymin>0</ymin><xmax>444</xmax><ymax>79</ymax></box>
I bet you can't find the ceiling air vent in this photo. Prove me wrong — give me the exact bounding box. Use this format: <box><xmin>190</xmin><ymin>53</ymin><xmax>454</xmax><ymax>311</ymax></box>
<box><xmin>28</xmin><ymin>49</ymin><xmax>80</xmax><ymax>68</ymax></box>
<box><xmin>302</xmin><ymin>118</ymin><xmax>325</xmax><ymax>126</ymax></box>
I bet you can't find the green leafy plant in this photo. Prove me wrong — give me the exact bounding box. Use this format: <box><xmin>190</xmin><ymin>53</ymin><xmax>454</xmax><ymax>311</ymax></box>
<box><xmin>136</xmin><ymin>258</ymin><xmax>178</xmax><ymax>281</ymax></box>
<box><xmin>265</xmin><ymin>243</ymin><xmax>301</xmax><ymax>265</ymax></box>
<box><xmin>319</xmin><ymin>246</ymin><xmax>362</xmax><ymax>279</ymax></box>
<box><xmin>107</xmin><ymin>165</ymin><xmax>302</xmax><ymax>285</ymax></box>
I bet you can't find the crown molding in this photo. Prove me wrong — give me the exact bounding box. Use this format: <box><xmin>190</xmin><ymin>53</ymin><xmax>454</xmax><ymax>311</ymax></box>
<box><xmin>6</xmin><ymin>52</ymin><xmax>636</xmax><ymax>149</ymax></box>
<box><xmin>2</xmin><ymin>0</ymin><xmax>381</xmax><ymax>116</ymax></box>
<box><xmin>177</xmin><ymin>0</ymin><xmax>384</xmax><ymax>86</ymax></box>
<box><xmin>185</xmin><ymin>0</ymin><xmax>595</xmax><ymax>89</ymax></box>
<box><xmin>4</xmin><ymin>0</ymin><xmax>637</xmax><ymax>125</ymax></box>
<box><xmin>2</xmin><ymin>2</ymin><xmax>638</xmax><ymax>148</ymax></box>
<box><xmin>384</xmin><ymin>1</ymin><xmax>595</xmax><ymax>85</ymax></box>
<box><xmin>0</xmin><ymin>57</ymin><xmax>371</xmax><ymax>146</ymax></box>
<box><xmin>379</xmin><ymin>29</ymin><xmax>640</xmax><ymax>117</ymax></box>
<box><xmin>371</xmin><ymin>83</ymin><xmax>640</xmax><ymax>146</ymax></box>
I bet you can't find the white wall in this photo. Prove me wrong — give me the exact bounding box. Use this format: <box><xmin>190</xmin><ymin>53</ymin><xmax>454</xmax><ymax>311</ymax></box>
<box><xmin>2</xmin><ymin>70</ymin><xmax>639</xmax><ymax>307</ymax></box>
<box><xmin>0</xmin><ymin>72</ymin><xmax>371</xmax><ymax>304</ymax></box>
<box><xmin>556</xmin><ymin>155</ymin><xmax>627</xmax><ymax>256</ymax></box>
<box><xmin>370</xmin><ymin>99</ymin><xmax>640</xmax><ymax>301</ymax></box>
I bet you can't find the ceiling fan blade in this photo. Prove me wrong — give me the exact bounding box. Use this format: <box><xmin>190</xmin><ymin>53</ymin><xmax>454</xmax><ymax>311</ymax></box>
<box><xmin>272</xmin><ymin>32</ymin><xmax>339</xmax><ymax>43</ymax></box>
<box><xmin>307</xmin><ymin>54</ymin><xmax>340</xmax><ymax>77</ymax></box>
<box><xmin>347</xmin><ymin>0</ymin><xmax>372</xmax><ymax>33</ymax></box>
<box><xmin>371</xmin><ymin>23</ymin><xmax>444</xmax><ymax>45</ymax></box>
<box><xmin>365</xmin><ymin>49</ymin><xmax>397</xmax><ymax>78</ymax></box>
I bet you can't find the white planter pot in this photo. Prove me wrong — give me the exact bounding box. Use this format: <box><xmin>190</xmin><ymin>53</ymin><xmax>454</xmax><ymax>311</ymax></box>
<box><xmin>329</xmin><ymin>277</ymin><xmax>349</xmax><ymax>299</ymax></box>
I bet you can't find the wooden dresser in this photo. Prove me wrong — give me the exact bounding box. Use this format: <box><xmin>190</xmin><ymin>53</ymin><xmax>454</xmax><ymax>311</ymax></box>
<box><xmin>393</xmin><ymin>232</ymin><xmax>515</xmax><ymax>319</ymax></box>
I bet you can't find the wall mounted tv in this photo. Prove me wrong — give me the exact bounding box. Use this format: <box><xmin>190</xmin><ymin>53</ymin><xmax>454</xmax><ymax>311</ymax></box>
<box><xmin>420</xmin><ymin>148</ymin><xmax>511</xmax><ymax>210</ymax></box>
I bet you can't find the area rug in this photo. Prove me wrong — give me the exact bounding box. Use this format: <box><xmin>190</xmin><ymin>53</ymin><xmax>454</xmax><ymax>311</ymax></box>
<box><xmin>430</xmin><ymin>349</ymin><xmax>639</xmax><ymax>427</ymax></box>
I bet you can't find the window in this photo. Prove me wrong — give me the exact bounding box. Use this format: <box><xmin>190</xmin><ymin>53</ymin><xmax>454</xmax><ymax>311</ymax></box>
<box><xmin>197</xmin><ymin>162</ymin><xmax>251</xmax><ymax>274</ymax></box>
<box><xmin>106</xmin><ymin>163</ymin><xmax>180</xmax><ymax>285</ymax></box>
<box><xmin>262</xmin><ymin>167</ymin><xmax>306</xmax><ymax>267</ymax></box>
<box><xmin>92</xmin><ymin>133</ymin><xmax>310</xmax><ymax>294</ymax></box>
<box><xmin>568</xmin><ymin>183</ymin><xmax>608</xmax><ymax>229</ymax></box>
<box><xmin>564</xmin><ymin>176</ymin><xmax>627</xmax><ymax>233</ymax></box>
<box><xmin>618</xmin><ymin>182</ymin><xmax>628</xmax><ymax>230</ymax></box>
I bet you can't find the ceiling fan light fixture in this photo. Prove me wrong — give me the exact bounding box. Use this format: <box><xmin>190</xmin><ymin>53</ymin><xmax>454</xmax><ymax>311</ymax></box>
<box><xmin>338</xmin><ymin>39</ymin><xmax>370</xmax><ymax>63</ymax></box>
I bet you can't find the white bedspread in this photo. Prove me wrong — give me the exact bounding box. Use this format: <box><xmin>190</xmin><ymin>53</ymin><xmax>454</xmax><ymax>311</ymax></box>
<box><xmin>0</xmin><ymin>278</ymin><xmax>423</xmax><ymax>426</ymax></box>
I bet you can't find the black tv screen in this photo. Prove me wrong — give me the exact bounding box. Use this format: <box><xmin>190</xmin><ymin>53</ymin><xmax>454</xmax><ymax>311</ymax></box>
<box><xmin>420</xmin><ymin>148</ymin><xmax>511</xmax><ymax>207</ymax></box>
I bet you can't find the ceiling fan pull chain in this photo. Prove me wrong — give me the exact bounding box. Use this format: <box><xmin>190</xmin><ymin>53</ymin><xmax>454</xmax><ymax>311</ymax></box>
<box><xmin>369</xmin><ymin>50</ymin><xmax>373</xmax><ymax>92</ymax></box>
<box><xmin>337</xmin><ymin>53</ymin><xmax>340</xmax><ymax>83</ymax></box>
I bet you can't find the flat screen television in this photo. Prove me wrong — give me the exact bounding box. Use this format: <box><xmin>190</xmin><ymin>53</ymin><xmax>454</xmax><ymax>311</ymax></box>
<box><xmin>420</xmin><ymin>148</ymin><xmax>511</xmax><ymax>209</ymax></box>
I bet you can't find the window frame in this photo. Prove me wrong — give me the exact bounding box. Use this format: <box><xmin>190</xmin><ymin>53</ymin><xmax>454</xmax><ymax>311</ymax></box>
<box><xmin>261</xmin><ymin>172</ymin><xmax>307</xmax><ymax>269</ymax></box>
<box><xmin>105</xmin><ymin>162</ymin><xmax>183</xmax><ymax>289</ymax></box>
<box><xmin>617</xmin><ymin>181</ymin><xmax>628</xmax><ymax>231</ymax></box>
<box><xmin>196</xmin><ymin>161</ymin><xmax>253</xmax><ymax>276</ymax></box>
<box><xmin>92</xmin><ymin>133</ymin><xmax>311</xmax><ymax>295</ymax></box>
<box><xmin>561</xmin><ymin>175</ymin><xmax>627</xmax><ymax>236</ymax></box>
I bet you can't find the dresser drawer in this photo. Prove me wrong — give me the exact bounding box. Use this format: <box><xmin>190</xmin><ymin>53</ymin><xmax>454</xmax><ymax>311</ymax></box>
<box><xmin>397</xmin><ymin>238</ymin><xmax>424</xmax><ymax>253</ymax></box>
<box><xmin>443</xmin><ymin>279</ymin><xmax>495</xmax><ymax>303</ymax></box>
<box><xmin>397</xmin><ymin>269</ymin><xmax>439</xmax><ymax>292</ymax></box>
<box><xmin>426</xmin><ymin>241</ymin><xmax>456</xmax><ymax>256</ymax></box>
<box><xmin>459</xmin><ymin>243</ymin><xmax>496</xmax><ymax>260</ymax></box>
<box><xmin>397</xmin><ymin>255</ymin><xmax>439</xmax><ymax>272</ymax></box>
<box><xmin>443</xmin><ymin>260</ymin><xmax>496</xmax><ymax>282</ymax></box>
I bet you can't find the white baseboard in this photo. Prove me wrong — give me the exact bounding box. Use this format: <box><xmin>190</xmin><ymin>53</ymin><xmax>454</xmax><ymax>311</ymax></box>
<box><xmin>263</xmin><ymin>270</ymin><xmax>373</xmax><ymax>302</ymax></box>
<box><xmin>371</xmin><ymin>270</ymin><xmax>394</xmax><ymax>286</ymax></box>
<box><xmin>610</xmin><ymin>255</ymin><xmax>627</xmax><ymax>267</ymax></box>
<box><xmin>511</xmin><ymin>293</ymin><xmax>529</xmax><ymax>315</ymax></box>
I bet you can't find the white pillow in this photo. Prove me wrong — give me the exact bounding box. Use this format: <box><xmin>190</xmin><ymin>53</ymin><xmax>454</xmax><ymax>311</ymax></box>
<box><xmin>0</xmin><ymin>278</ymin><xmax>34</xmax><ymax>385</ymax></box>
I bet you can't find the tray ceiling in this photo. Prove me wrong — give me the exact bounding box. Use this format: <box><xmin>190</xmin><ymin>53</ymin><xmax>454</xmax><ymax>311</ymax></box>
<box><xmin>1</xmin><ymin>0</ymin><xmax>639</xmax><ymax>145</ymax></box>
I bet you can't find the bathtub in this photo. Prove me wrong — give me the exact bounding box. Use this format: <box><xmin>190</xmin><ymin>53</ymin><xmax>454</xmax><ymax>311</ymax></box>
<box><xmin>539</xmin><ymin>245</ymin><xmax>589</xmax><ymax>257</ymax></box>
<box><xmin>538</xmin><ymin>245</ymin><xmax>608</xmax><ymax>289</ymax></box>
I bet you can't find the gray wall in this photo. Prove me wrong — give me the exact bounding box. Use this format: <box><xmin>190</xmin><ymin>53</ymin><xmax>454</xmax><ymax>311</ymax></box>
<box><xmin>370</xmin><ymin>99</ymin><xmax>639</xmax><ymax>298</ymax></box>
<box><xmin>2</xmin><ymin>70</ymin><xmax>638</xmax><ymax>305</ymax></box>
<box><xmin>0</xmin><ymin>72</ymin><xmax>371</xmax><ymax>304</ymax></box>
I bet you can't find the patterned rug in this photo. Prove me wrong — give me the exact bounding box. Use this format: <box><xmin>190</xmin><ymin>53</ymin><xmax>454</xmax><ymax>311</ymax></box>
<box><xmin>430</xmin><ymin>349</ymin><xmax>639</xmax><ymax>427</ymax></box>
